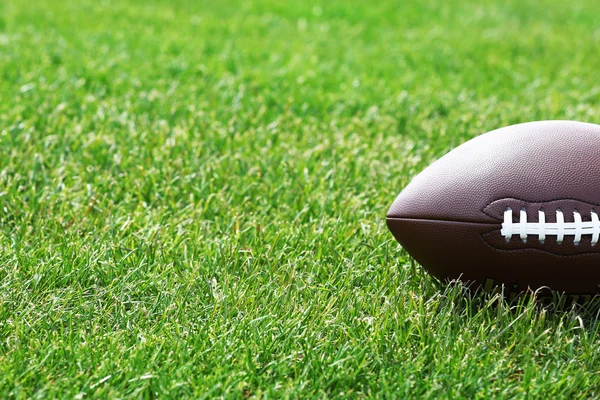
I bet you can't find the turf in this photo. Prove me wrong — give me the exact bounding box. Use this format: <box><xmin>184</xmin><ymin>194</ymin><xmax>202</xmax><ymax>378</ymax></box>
<box><xmin>1</xmin><ymin>0</ymin><xmax>600</xmax><ymax>398</ymax></box>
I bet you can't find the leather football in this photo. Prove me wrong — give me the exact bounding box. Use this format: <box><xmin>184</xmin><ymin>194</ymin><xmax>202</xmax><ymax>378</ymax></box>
<box><xmin>387</xmin><ymin>121</ymin><xmax>600</xmax><ymax>296</ymax></box>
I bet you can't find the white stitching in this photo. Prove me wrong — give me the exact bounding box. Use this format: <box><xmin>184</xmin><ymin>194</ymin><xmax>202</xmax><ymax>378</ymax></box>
<box><xmin>519</xmin><ymin>208</ymin><xmax>527</xmax><ymax>242</ymax></box>
<box><xmin>574</xmin><ymin>210</ymin><xmax>582</xmax><ymax>245</ymax></box>
<box><xmin>557</xmin><ymin>209</ymin><xmax>565</xmax><ymax>244</ymax></box>
<box><xmin>593</xmin><ymin>211</ymin><xmax>600</xmax><ymax>245</ymax></box>
<box><xmin>501</xmin><ymin>208</ymin><xmax>600</xmax><ymax>246</ymax></box>
<box><xmin>503</xmin><ymin>208</ymin><xmax>513</xmax><ymax>242</ymax></box>
<box><xmin>538</xmin><ymin>210</ymin><xmax>546</xmax><ymax>243</ymax></box>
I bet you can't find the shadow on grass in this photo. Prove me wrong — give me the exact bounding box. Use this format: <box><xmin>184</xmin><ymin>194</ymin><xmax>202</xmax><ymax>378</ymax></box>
<box><xmin>428</xmin><ymin>276</ymin><xmax>600</xmax><ymax>327</ymax></box>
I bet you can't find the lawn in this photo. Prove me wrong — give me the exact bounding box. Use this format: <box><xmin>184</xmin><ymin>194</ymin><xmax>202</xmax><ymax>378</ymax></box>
<box><xmin>1</xmin><ymin>0</ymin><xmax>600</xmax><ymax>397</ymax></box>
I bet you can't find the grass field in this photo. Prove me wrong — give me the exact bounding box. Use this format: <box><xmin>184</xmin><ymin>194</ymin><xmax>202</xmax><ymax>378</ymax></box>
<box><xmin>2</xmin><ymin>0</ymin><xmax>600</xmax><ymax>397</ymax></box>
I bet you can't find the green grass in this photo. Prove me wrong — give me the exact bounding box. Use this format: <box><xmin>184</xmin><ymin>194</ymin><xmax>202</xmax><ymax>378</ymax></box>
<box><xmin>1</xmin><ymin>0</ymin><xmax>600</xmax><ymax>397</ymax></box>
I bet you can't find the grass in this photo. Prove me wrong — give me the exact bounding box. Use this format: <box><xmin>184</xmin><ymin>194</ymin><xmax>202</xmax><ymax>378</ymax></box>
<box><xmin>1</xmin><ymin>0</ymin><xmax>600</xmax><ymax>397</ymax></box>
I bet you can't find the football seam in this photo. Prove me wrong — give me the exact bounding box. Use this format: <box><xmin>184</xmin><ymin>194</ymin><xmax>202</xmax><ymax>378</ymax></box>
<box><xmin>387</xmin><ymin>217</ymin><xmax>600</xmax><ymax>257</ymax></box>
<box><xmin>385</xmin><ymin>216</ymin><xmax>498</xmax><ymax>226</ymax></box>
<box><xmin>479</xmin><ymin>227</ymin><xmax>600</xmax><ymax>257</ymax></box>
<box><xmin>481</xmin><ymin>197</ymin><xmax>600</xmax><ymax>221</ymax></box>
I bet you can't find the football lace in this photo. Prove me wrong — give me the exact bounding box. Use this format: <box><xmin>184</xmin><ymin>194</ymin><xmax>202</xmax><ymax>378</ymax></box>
<box><xmin>501</xmin><ymin>208</ymin><xmax>600</xmax><ymax>245</ymax></box>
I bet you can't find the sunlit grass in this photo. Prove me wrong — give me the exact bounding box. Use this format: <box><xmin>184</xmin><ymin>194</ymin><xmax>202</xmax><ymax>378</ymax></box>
<box><xmin>1</xmin><ymin>0</ymin><xmax>600</xmax><ymax>397</ymax></box>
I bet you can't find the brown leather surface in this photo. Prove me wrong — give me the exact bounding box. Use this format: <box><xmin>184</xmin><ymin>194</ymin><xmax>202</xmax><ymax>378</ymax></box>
<box><xmin>387</xmin><ymin>218</ymin><xmax>600</xmax><ymax>294</ymax></box>
<box><xmin>386</xmin><ymin>121</ymin><xmax>600</xmax><ymax>294</ymax></box>
<box><xmin>387</xmin><ymin>121</ymin><xmax>600</xmax><ymax>223</ymax></box>
<box><xmin>482</xmin><ymin>198</ymin><xmax>600</xmax><ymax>223</ymax></box>
<box><xmin>481</xmin><ymin>229</ymin><xmax>600</xmax><ymax>257</ymax></box>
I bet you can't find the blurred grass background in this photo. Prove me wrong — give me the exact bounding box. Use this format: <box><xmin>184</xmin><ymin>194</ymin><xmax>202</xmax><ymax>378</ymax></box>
<box><xmin>1</xmin><ymin>0</ymin><xmax>600</xmax><ymax>397</ymax></box>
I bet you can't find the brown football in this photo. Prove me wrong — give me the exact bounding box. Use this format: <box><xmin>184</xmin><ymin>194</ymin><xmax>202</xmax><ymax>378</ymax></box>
<box><xmin>387</xmin><ymin>120</ymin><xmax>600</xmax><ymax>296</ymax></box>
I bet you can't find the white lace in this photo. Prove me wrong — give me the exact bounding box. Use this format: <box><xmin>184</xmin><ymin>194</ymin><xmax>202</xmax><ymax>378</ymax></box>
<box><xmin>501</xmin><ymin>208</ymin><xmax>600</xmax><ymax>245</ymax></box>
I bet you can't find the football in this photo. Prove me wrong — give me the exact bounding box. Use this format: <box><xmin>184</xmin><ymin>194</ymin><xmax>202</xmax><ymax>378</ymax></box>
<box><xmin>387</xmin><ymin>120</ymin><xmax>600</xmax><ymax>297</ymax></box>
